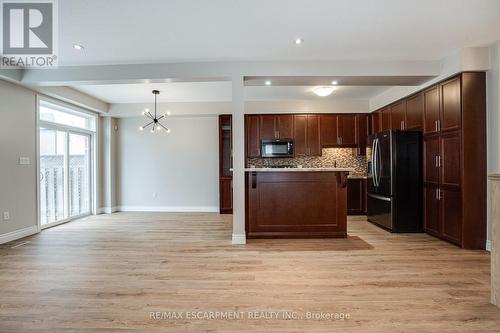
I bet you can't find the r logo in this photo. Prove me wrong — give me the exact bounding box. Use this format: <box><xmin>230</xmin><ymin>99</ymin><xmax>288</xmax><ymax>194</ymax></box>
<box><xmin>2</xmin><ymin>1</ymin><xmax>53</xmax><ymax>54</ymax></box>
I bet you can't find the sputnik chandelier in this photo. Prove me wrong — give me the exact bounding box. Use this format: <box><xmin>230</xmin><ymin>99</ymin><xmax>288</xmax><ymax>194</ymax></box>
<box><xmin>139</xmin><ymin>90</ymin><xmax>171</xmax><ymax>133</ymax></box>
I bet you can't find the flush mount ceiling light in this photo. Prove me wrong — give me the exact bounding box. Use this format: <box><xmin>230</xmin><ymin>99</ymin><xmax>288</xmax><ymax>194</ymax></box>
<box><xmin>331</xmin><ymin>80</ymin><xmax>338</xmax><ymax>85</ymax></box>
<box><xmin>265</xmin><ymin>80</ymin><xmax>272</xmax><ymax>86</ymax></box>
<box><xmin>313</xmin><ymin>86</ymin><xmax>336</xmax><ymax>97</ymax></box>
<box><xmin>139</xmin><ymin>90</ymin><xmax>171</xmax><ymax>133</ymax></box>
<box><xmin>73</xmin><ymin>43</ymin><xmax>84</xmax><ymax>51</ymax></box>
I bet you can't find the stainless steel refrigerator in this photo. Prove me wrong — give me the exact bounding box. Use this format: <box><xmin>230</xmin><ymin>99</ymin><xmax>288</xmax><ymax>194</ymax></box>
<box><xmin>367</xmin><ymin>130</ymin><xmax>422</xmax><ymax>232</ymax></box>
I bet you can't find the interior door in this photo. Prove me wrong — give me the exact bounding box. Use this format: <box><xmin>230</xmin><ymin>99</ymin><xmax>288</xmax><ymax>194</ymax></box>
<box><xmin>68</xmin><ymin>133</ymin><xmax>91</xmax><ymax>217</ymax></box>
<box><xmin>39</xmin><ymin>128</ymin><xmax>68</xmax><ymax>226</ymax></box>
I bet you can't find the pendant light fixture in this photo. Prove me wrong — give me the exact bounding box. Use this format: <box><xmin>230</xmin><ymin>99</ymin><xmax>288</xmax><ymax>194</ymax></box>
<box><xmin>139</xmin><ymin>90</ymin><xmax>171</xmax><ymax>133</ymax></box>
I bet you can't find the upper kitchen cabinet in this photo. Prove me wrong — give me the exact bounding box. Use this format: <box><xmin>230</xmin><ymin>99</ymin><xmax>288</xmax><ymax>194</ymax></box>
<box><xmin>277</xmin><ymin>115</ymin><xmax>294</xmax><ymax>139</ymax></box>
<box><xmin>405</xmin><ymin>93</ymin><xmax>423</xmax><ymax>130</ymax></box>
<box><xmin>259</xmin><ymin>115</ymin><xmax>276</xmax><ymax>139</ymax></box>
<box><xmin>320</xmin><ymin>114</ymin><xmax>338</xmax><ymax>147</ymax></box>
<box><xmin>294</xmin><ymin>114</ymin><xmax>321</xmax><ymax>156</ymax></box>
<box><xmin>370</xmin><ymin>112</ymin><xmax>381</xmax><ymax>134</ymax></box>
<box><xmin>337</xmin><ymin>114</ymin><xmax>357</xmax><ymax>147</ymax></box>
<box><xmin>423</xmin><ymin>85</ymin><xmax>440</xmax><ymax>135</ymax></box>
<box><xmin>380</xmin><ymin>107</ymin><xmax>391</xmax><ymax>131</ymax></box>
<box><xmin>259</xmin><ymin>115</ymin><xmax>295</xmax><ymax>140</ymax></box>
<box><xmin>246</xmin><ymin>115</ymin><xmax>260</xmax><ymax>158</ymax></box>
<box><xmin>440</xmin><ymin>76</ymin><xmax>461</xmax><ymax>132</ymax></box>
<box><xmin>356</xmin><ymin>114</ymin><xmax>368</xmax><ymax>155</ymax></box>
<box><xmin>390</xmin><ymin>102</ymin><xmax>405</xmax><ymax>130</ymax></box>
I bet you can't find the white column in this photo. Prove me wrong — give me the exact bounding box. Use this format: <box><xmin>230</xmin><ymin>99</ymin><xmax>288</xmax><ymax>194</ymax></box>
<box><xmin>231</xmin><ymin>75</ymin><xmax>246</xmax><ymax>244</ymax></box>
<box><xmin>102</xmin><ymin>116</ymin><xmax>118</xmax><ymax>214</ymax></box>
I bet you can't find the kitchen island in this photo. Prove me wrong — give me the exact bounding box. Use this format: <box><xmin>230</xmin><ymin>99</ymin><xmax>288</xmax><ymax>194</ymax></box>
<box><xmin>245</xmin><ymin>168</ymin><xmax>352</xmax><ymax>238</ymax></box>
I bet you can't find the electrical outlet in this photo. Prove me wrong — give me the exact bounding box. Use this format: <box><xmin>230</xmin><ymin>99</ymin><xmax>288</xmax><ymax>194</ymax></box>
<box><xmin>19</xmin><ymin>157</ymin><xmax>30</xmax><ymax>165</ymax></box>
<box><xmin>3</xmin><ymin>211</ymin><xmax>10</xmax><ymax>221</ymax></box>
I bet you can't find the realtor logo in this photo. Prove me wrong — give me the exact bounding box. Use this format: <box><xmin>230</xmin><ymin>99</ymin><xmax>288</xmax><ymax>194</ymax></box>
<box><xmin>1</xmin><ymin>0</ymin><xmax>58</xmax><ymax>68</ymax></box>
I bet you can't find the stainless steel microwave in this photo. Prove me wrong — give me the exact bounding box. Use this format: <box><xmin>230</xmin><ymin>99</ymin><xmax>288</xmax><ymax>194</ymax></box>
<box><xmin>261</xmin><ymin>139</ymin><xmax>294</xmax><ymax>158</ymax></box>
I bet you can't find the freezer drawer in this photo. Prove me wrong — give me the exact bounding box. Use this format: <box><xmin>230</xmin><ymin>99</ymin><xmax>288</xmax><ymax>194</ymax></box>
<box><xmin>367</xmin><ymin>193</ymin><xmax>393</xmax><ymax>230</ymax></box>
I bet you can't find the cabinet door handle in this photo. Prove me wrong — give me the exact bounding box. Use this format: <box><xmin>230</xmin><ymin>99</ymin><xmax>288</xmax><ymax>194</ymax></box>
<box><xmin>251</xmin><ymin>172</ymin><xmax>257</xmax><ymax>189</ymax></box>
<box><xmin>435</xmin><ymin>188</ymin><xmax>440</xmax><ymax>200</ymax></box>
<box><xmin>435</xmin><ymin>156</ymin><xmax>439</xmax><ymax>167</ymax></box>
<box><xmin>435</xmin><ymin>120</ymin><xmax>438</xmax><ymax>132</ymax></box>
<box><xmin>437</xmin><ymin>156</ymin><xmax>441</xmax><ymax>167</ymax></box>
<box><xmin>400</xmin><ymin>121</ymin><xmax>404</xmax><ymax>130</ymax></box>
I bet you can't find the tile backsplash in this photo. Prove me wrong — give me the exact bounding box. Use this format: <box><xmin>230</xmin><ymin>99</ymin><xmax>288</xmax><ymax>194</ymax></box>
<box><xmin>248</xmin><ymin>148</ymin><xmax>368</xmax><ymax>176</ymax></box>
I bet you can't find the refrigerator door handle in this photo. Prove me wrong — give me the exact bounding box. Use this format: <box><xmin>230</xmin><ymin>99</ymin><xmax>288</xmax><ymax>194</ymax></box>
<box><xmin>371</xmin><ymin>138</ymin><xmax>377</xmax><ymax>187</ymax></box>
<box><xmin>375</xmin><ymin>138</ymin><xmax>382</xmax><ymax>187</ymax></box>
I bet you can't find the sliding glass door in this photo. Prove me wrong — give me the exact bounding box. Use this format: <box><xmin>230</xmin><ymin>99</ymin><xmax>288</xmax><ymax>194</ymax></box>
<box><xmin>38</xmin><ymin>100</ymin><xmax>96</xmax><ymax>228</ymax></box>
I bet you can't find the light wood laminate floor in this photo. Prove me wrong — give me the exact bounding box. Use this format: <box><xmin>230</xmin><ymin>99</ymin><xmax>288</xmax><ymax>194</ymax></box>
<box><xmin>0</xmin><ymin>213</ymin><xmax>498</xmax><ymax>332</ymax></box>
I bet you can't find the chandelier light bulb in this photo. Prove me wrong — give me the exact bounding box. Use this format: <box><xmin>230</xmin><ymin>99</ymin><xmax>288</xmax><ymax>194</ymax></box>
<box><xmin>166</xmin><ymin>111</ymin><xmax>171</xmax><ymax>116</ymax></box>
<box><xmin>157</xmin><ymin>125</ymin><xmax>162</xmax><ymax>131</ymax></box>
<box><xmin>166</xmin><ymin>129</ymin><xmax>171</xmax><ymax>133</ymax></box>
<box><xmin>139</xmin><ymin>126</ymin><xmax>144</xmax><ymax>131</ymax></box>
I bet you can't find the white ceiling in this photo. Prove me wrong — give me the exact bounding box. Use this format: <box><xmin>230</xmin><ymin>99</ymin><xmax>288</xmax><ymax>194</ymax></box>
<box><xmin>74</xmin><ymin>82</ymin><xmax>233</xmax><ymax>103</ymax></box>
<box><xmin>59</xmin><ymin>0</ymin><xmax>500</xmax><ymax>66</ymax></box>
<box><xmin>245</xmin><ymin>86</ymin><xmax>390</xmax><ymax>101</ymax></box>
<box><xmin>73</xmin><ymin>82</ymin><xmax>391</xmax><ymax>103</ymax></box>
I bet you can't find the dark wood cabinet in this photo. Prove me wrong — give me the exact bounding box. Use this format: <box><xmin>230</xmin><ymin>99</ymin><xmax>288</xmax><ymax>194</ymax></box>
<box><xmin>277</xmin><ymin>115</ymin><xmax>294</xmax><ymax>139</ymax></box>
<box><xmin>440</xmin><ymin>131</ymin><xmax>461</xmax><ymax>188</ymax></box>
<box><xmin>218</xmin><ymin>115</ymin><xmax>232</xmax><ymax>214</ymax></box>
<box><xmin>440</xmin><ymin>188</ymin><xmax>462</xmax><ymax>245</ymax></box>
<box><xmin>347</xmin><ymin>178</ymin><xmax>366</xmax><ymax>215</ymax></box>
<box><xmin>423</xmin><ymin>85</ymin><xmax>440</xmax><ymax>135</ymax></box>
<box><xmin>381</xmin><ymin>108</ymin><xmax>391</xmax><ymax>131</ymax></box>
<box><xmin>320</xmin><ymin>114</ymin><xmax>338</xmax><ymax>147</ymax></box>
<box><xmin>246</xmin><ymin>115</ymin><xmax>260</xmax><ymax>158</ymax></box>
<box><xmin>260</xmin><ymin>115</ymin><xmax>276</xmax><ymax>139</ymax></box>
<box><xmin>423</xmin><ymin>135</ymin><xmax>440</xmax><ymax>185</ymax></box>
<box><xmin>337</xmin><ymin>115</ymin><xmax>357</xmax><ymax>147</ymax></box>
<box><xmin>371</xmin><ymin>112</ymin><xmax>381</xmax><ymax>134</ymax></box>
<box><xmin>356</xmin><ymin>114</ymin><xmax>368</xmax><ymax>155</ymax></box>
<box><xmin>405</xmin><ymin>93</ymin><xmax>423</xmax><ymax>130</ymax></box>
<box><xmin>440</xmin><ymin>77</ymin><xmax>461</xmax><ymax>132</ymax></box>
<box><xmin>423</xmin><ymin>185</ymin><xmax>440</xmax><ymax>237</ymax></box>
<box><xmin>295</xmin><ymin>115</ymin><xmax>321</xmax><ymax>156</ymax></box>
<box><xmin>307</xmin><ymin>115</ymin><xmax>321</xmax><ymax>156</ymax></box>
<box><xmin>390</xmin><ymin>102</ymin><xmax>405</xmax><ymax>130</ymax></box>
<box><xmin>421</xmin><ymin>72</ymin><xmax>486</xmax><ymax>249</ymax></box>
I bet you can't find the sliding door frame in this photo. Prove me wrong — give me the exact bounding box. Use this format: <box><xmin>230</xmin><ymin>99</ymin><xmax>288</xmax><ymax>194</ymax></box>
<box><xmin>36</xmin><ymin>96</ymin><xmax>97</xmax><ymax>230</ymax></box>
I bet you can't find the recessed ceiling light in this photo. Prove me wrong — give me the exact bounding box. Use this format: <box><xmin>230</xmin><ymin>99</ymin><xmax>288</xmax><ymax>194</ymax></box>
<box><xmin>73</xmin><ymin>43</ymin><xmax>84</xmax><ymax>51</ymax></box>
<box><xmin>265</xmin><ymin>80</ymin><xmax>272</xmax><ymax>86</ymax></box>
<box><xmin>295</xmin><ymin>38</ymin><xmax>304</xmax><ymax>45</ymax></box>
<box><xmin>331</xmin><ymin>80</ymin><xmax>338</xmax><ymax>85</ymax></box>
<box><xmin>313</xmin><ymin>86</ymin><xmax>336</xmax><ymax>97</ymax></box>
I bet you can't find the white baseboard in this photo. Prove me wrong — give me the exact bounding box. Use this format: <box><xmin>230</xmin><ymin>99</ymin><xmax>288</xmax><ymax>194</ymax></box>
<box><xmin>232</xmin><ymin>233</ymin><xmax>246</xmax><ymax>245</ymax></box>
<box><xmin>0</xmin><ymin>225</ymin><xmax>39</xmax><ymax>245</ymax></box>
<box><xmin>486</xmin><ymin>240</ymin><xmax>492</xmax><ymax>252</ymax></box>
<box><xmin>118</xmin><ymin>206</ymin><xmax>219</xmax><ymax>213</ymax></box>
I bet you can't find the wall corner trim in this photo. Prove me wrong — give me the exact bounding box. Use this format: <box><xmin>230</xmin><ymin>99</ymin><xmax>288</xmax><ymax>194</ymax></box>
<box><xmin>232</xmin><ymin>233</ymin><xmax>246</xmax><ymax>245</ymax></box>
<box><xmin>0</xmin><ymin>225</ymin><xmax>39</xmax><ymax>245</ymax></box>
<box><xmin>486</xmin><ymin>240</ymin><xmax>492</xmax><ymax>252</ymax></box>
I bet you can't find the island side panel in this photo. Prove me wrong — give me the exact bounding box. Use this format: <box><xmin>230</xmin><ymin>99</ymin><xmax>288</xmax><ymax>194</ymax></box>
<box><xmin>245</xmin><ymin>171</ymin><xmax>348</xmax><ymax>238</ymax></box>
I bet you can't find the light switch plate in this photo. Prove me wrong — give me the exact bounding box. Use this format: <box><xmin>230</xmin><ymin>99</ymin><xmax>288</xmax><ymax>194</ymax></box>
<box><xmin>19</xmin><ymin>157</ymin><xmax>30</xmax><ymax>165</ymax></box>
<box><xmin>3</xmin><ymin>211</ymin><xmax>10</xmax><ymax>220</ymax></box>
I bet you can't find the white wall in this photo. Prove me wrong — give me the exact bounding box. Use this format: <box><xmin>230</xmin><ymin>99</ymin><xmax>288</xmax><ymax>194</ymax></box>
<box><xmin>116</xmin><ymin>116</ymin><xmax>219</xmax><ymax>212</ymax></box>
<box><xmin>0</xmin><ymin>80</ymin><xmax>38</xmax><ymax>243</ymax></box>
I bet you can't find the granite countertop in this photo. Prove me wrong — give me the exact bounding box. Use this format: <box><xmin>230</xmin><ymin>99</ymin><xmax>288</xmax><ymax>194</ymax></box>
<box><xmin>244</xmin><ymin>167</ymin><xmax>354</xmax><ymax>172</ymax></box>
<box><xmin>347</xmin><ymin>175</ymin><xmax>368</xmax><ymax>179</ymax></box>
